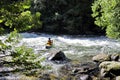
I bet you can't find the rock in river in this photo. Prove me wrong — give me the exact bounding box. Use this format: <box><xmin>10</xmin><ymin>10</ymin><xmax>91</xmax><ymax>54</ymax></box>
<box><xmin>99</xmin><ymin>61</ymin><xmax>120</xmax><ymax>77</ymax></box>
<box><xmin>92</xmin><ymin>53</ymin><xmax>110</xmax><ymax>63</ymax></box>
<box><xmin>47</xmin><ymin>50</ymin><xmax>70</xmax><ymax>63</ymax></box>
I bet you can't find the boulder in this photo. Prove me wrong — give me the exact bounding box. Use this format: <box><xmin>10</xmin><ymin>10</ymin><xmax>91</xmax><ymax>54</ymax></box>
<box><xmin>75</xmin><ymin>74</ymin><xmax>92</xmax><ymax>80</ymax></box>
<box><xmin>99</xmin><ymin>61</ymin><xmax>120</xmax><ymax>77</ymax></box>
<box><xmin>47</xmin><ymin>50</ymin><xmax>69</xmax><ymax>63</ymax></box>
<box><xmin>92</xmin><ymin>54</ymin><xmax>110</xmax><ymax>63</ymax></box>
<box><xmin>72</xmin><ymin>62</ymin><xmax>98</xmax><ymax>75</ymax></box>
<box><xmin>60</xmin><ymin>62</ymin><xmax>98</xmax><ymax>80</ymax></box>
<box><xmin>116</xmin><ymin>76</ymin><xmax>120</xmax><ymax>80</ymax></box>
<box><xmin>110</xmin><ymin>53</ymin><xmax>119</xmax><ymax>61</ymax></box>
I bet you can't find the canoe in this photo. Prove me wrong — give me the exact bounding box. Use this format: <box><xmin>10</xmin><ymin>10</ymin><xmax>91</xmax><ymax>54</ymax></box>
<box><xmin>45</xmin><ymin>44</ymin><xmax>52</xmax><ymax>49</ymax></box>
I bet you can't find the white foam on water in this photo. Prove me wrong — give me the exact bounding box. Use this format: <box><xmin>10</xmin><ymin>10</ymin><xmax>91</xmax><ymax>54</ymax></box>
<box><xmin>57</xmin><ymin>36</ymin><xmax>120</xmax><ymax>47</ymax></box>
<box><xmin>1</xmin><ymin>32</ymin><xmax>120</xmax><ymax>57</ymax></box>
<box><xmin>1</xmin><ymin>32</ymin><xmax>120</xmax><ymax>76</ymax></box>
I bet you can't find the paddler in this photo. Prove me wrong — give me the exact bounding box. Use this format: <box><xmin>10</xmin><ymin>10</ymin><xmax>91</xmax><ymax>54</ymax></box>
<box><xmin>46</xmin><ymin>38</ymin><xmax>53</xmax><ymax>49</ymax></box>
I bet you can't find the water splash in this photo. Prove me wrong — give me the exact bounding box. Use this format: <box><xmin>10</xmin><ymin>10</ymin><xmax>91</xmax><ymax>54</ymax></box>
<box><xmin>1</xmin><ymin>32</ymin><xmax>120</xmax><ymax>60</ymax></box>
<box><xmin>1</xmin><ymin>32</ymin><xmax>120</xmax><ymax>76</ymax></box>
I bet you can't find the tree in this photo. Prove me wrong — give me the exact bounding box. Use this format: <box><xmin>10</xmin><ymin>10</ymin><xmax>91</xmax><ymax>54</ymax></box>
<box><xmin>0</xmin><ymin>0</ymin><xmax>42</xmax><ymax>33</ymax></box>
<box><xmin>92</xmin><ymin>0</ymin><xmax>120</xmax><ymax>38</ymax></box>
<box><xmin>33</xmin><ymin>0</ymin><xmax>102</xmax><ymax>35</ymax></box>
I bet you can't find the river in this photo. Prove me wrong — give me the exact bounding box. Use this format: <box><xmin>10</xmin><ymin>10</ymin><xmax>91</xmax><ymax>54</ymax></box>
<box><xmin>1</xmin><ymin>32</ymin><xmax>120</xmax><ymax>79</ymax></box>
<box><xmin>20</xmin><ymin>32</ymin><xmax>120</xmax><ymax>62</ymax></box>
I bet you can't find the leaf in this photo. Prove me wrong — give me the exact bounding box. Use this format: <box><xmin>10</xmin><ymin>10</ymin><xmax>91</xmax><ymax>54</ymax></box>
<box><xmin>23</xmin><ymin>5</ymin><xmax>30</xmax><ymax>9</ymax></box>
<box><xmin>0</xmin><ymin>20</ymin><xmax>3</xmax><ymax>23</ymax></box>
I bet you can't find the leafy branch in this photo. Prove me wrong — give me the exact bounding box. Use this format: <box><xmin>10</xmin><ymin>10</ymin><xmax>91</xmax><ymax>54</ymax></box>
<box><xmin>0</xmin><ymin>30</ymin><xmax>45</xmax><ymax>75</ymax></box>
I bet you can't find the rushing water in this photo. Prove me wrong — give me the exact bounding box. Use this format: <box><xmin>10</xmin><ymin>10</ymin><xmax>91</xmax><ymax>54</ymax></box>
<box><xmin>19</xmin><ymin>32</ymin><xmax>120</xmax><ymax>61</ymax></box>
<box><xmin>1</xmin><ymin>32</ymin><xmax>120</xmax><ymax>61</ymax></box>
<box><xmin>1</xmin><ymin>32</ymin><xmax>120</xmax><ymax>78</ymax></box>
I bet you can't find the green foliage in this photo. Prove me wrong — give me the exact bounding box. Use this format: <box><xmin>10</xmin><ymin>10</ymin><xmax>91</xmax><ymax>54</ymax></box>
<box><xmin>0</xmin><ymin>30</ymin><xmax>44</xmax><ymax>74</ymax></box>
<box><xmin>0</xmin><ymin>0</ymin><xmax>42</xmax><ymax>33</ymax></box>
<box><xmin>0</xmin><ymin>27</ymin><xmax>4</xmax><ymax>34</ymax></box>
<box><xmin>6</xmin><ymin>29</ymin><xmax>21</xmax><ymax>43</ymax></box>
<box><xmin>11</xmin><ymin>45</ymin><xmax>42</xmax><ymax>70</ymax></box>
<box><xmin>92</xmin><ymin>0</ymin><xmax>120</xmax><ymax>38</ymax></box>
<box><xmin>0</xmin><ymin>40</ymin><xmax>7</xmax><ymax>49</ymax></box>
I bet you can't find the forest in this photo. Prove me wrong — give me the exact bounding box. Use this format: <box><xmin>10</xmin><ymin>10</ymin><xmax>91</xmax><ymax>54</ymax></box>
<box><xmin>0</xmin><ymin>0</ymin><xmax>120</xmax><ymax>38</ymax></box>
<box><xmin>0</xmin><ymin>0</ymin><xmax>120</xmax><ymax>79</ymax></box>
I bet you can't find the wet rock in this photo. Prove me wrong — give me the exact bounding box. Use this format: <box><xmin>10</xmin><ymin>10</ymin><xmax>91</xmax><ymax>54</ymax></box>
<box><xmin>60</xmin><ymin>62</ymin><xmax>99</xmax><ymax>76</ymax></box>
<box><xmin>92</xmin><ymin>53</ymin><xmax>110</xmax><ymax>63</ymax></box>
<box><xmin>0</xmin><ymin>73</ymin><xmax>3</xmax><ymax>77</ymax></box>
<box><xmin>75</xmin><ymin>74</ymin><xmax>92</xmax><ymax>80</ymax></box>
<box><xmin>60</xmin><ymin>61</ymin><xmax>100</xmax><ymax>80</ymax></box>
<box><xmin>100</xmin><ymin>68</ymin><xmax>109</xmax><ymax>77</ymax></box>
<box><xmin>118</xmin><ymin>59</ymin><xmax>120</xmax><ymax>62</ymax></box>
<box><xmin>99</xmin><ymin>61</ymin><xmax>120</xmax><ymax>77</ymax></box>
<box><xmin>110</xmin><ymin>53</ymin><xmax>119</xmax><ymax>61</ymax></box>
<box><xmin>116</xmin><ymin>76</ymin><xmax>120</xmax><ymax>80</ymax></box>
<box><xmin>72</xmin><ymin>62</ymin><xmax>98</xmax><ymax>75</ymax></box>
<box><xmin>47</xmin><ymin>50</ymin><xmax>69</xmax><ymax>63</ymax></box>
<box><xmin>39</xmin><ymin>74</ymin><xmax>51</xmax><ymax>80</ymax></box>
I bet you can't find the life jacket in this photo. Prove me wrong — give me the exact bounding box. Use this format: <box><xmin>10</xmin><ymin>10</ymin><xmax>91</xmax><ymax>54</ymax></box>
<box><xmin>47</xmin><ymin>40</ymin><xmax>53</xmax><ymax>46</ymax></box>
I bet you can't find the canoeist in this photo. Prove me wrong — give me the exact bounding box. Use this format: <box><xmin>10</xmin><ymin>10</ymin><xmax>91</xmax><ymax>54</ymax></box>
<box><xmin>46</xmin><ymin>38</ymin><xmax>53</xmax><ymax>49</ymax></box>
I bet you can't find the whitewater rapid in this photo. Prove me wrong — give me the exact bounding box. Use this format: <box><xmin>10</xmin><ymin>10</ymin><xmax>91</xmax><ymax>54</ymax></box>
<box><xmin>1</xmin><ymin>32</ymin><xmax>120</xmax><ymax>61</ymax></box>
<box><xmin>1</xmin><ymin>32</ymin><xmax>120</xmax><ymax>77</ymax></box>
<box><xmin>19</xmin><ymin>32</ymin><xmax>120</xmax><ymax>61</ymax></box>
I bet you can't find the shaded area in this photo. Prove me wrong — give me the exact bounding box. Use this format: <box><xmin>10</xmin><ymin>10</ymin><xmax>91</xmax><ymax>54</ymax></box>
<box><xmin>32</xmin><ymin>0</ymin><xmax>105</xmax><ymax>35</ymax></box>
